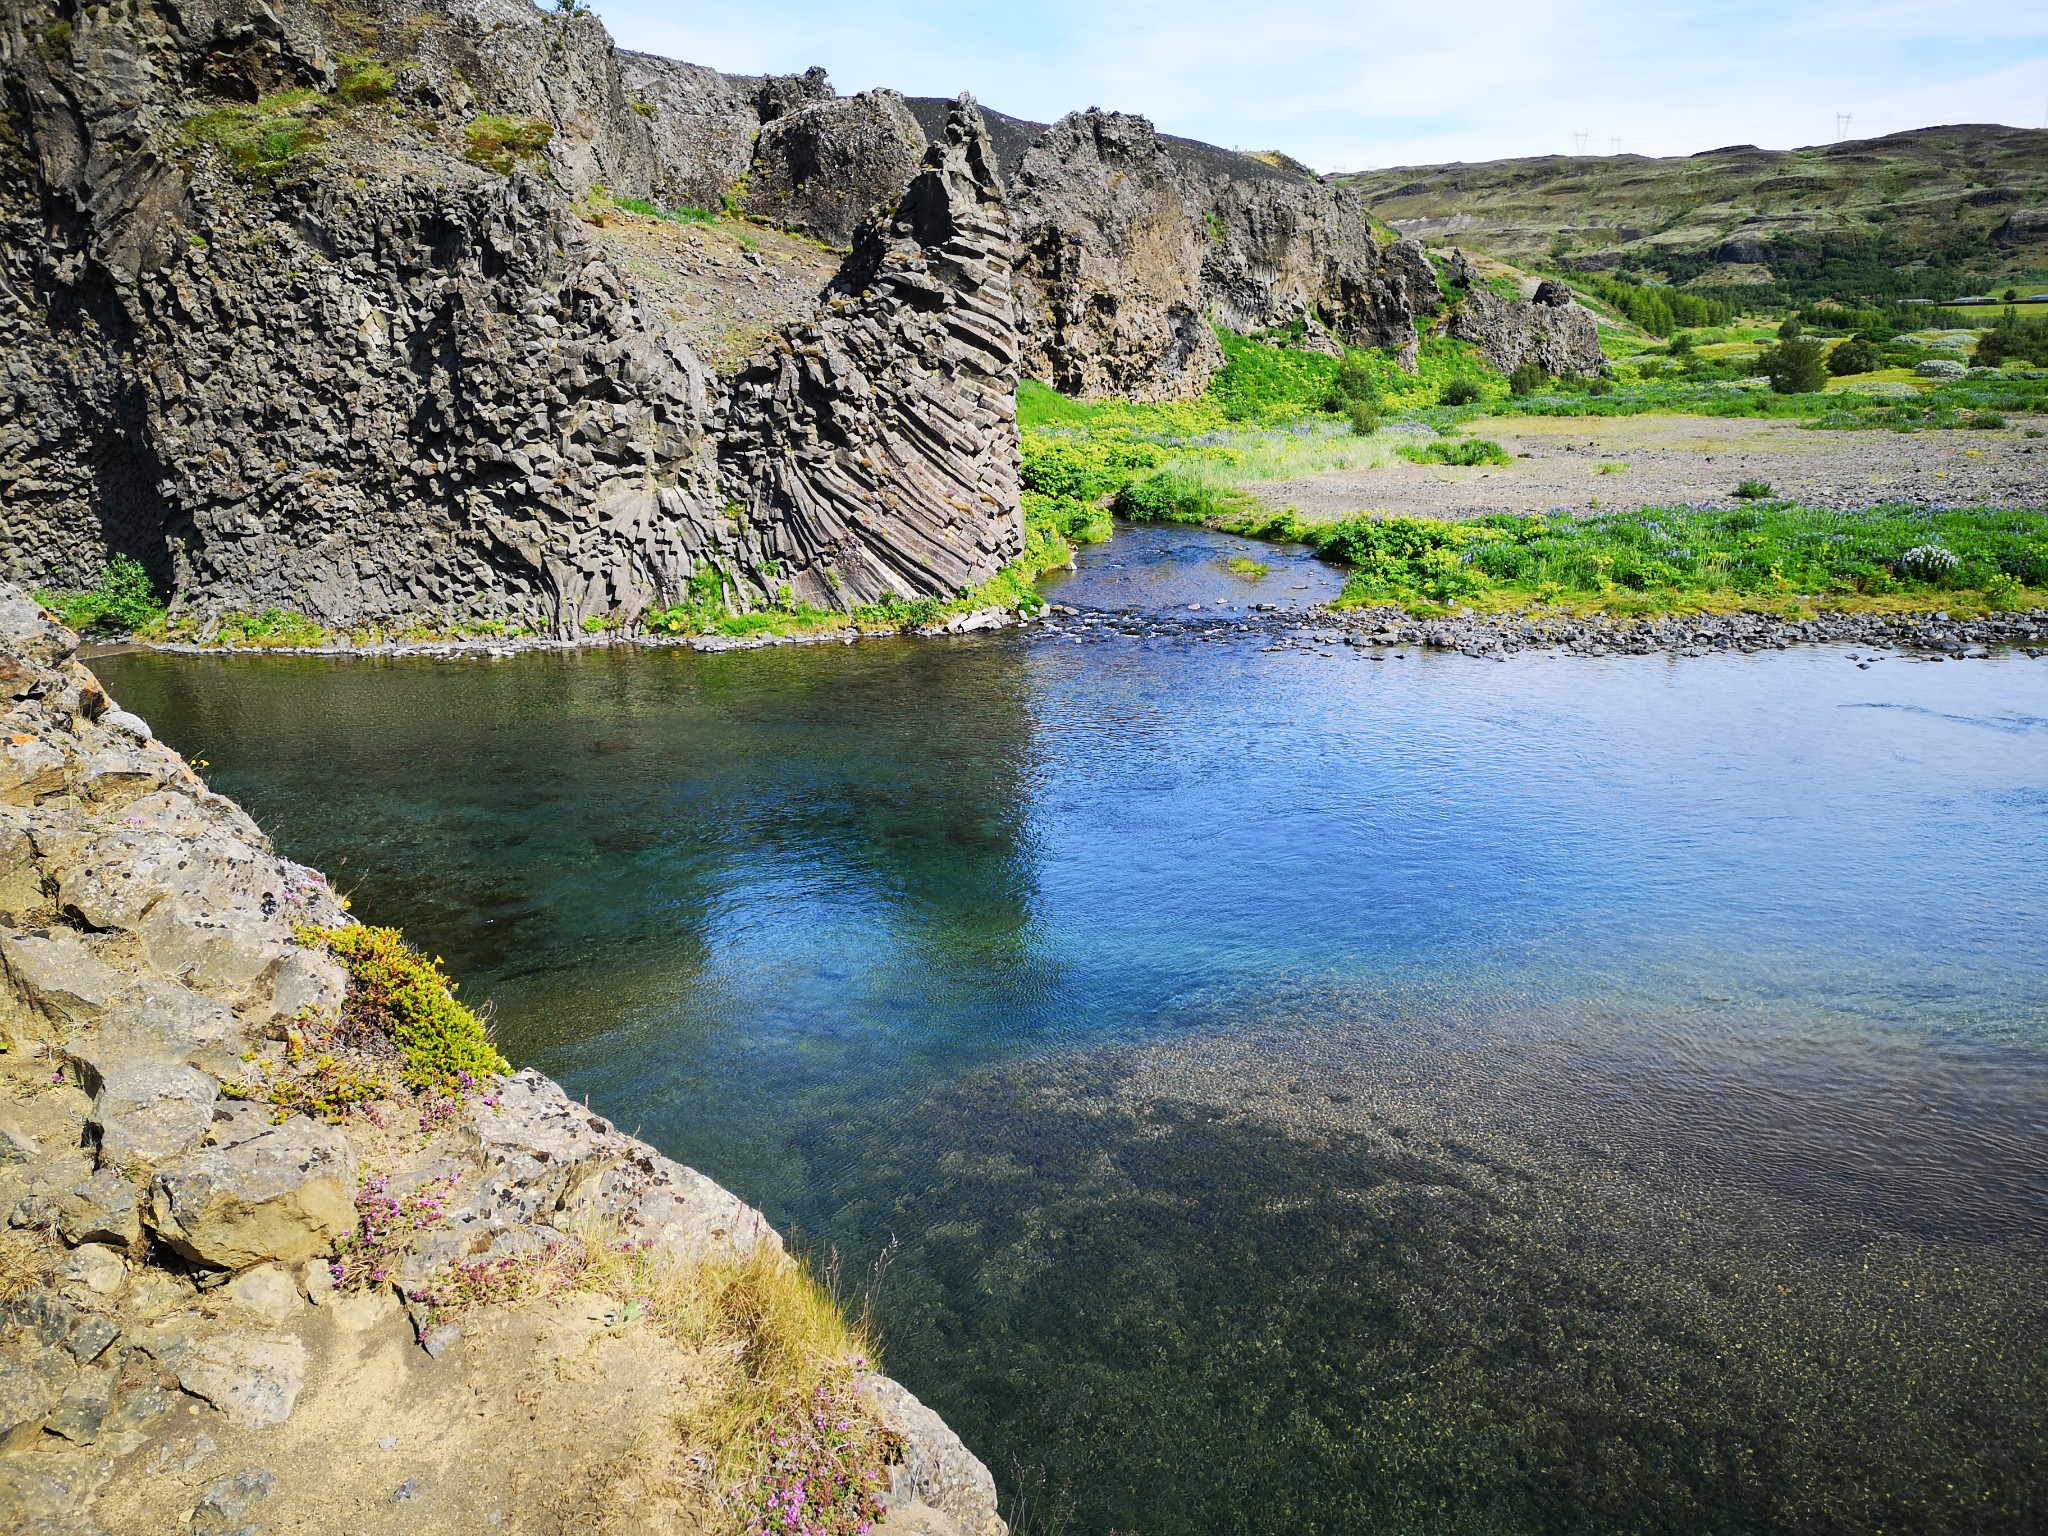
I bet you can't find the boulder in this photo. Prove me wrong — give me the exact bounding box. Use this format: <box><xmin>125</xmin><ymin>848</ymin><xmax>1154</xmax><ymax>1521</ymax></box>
<box><xmin>156</xmin><ymin>1330</ymin><xmax>308</xmax><ymax>1427</ymax></box>
<box><xmin>45</xmin><ymin>1366</ymin><xmax>115</xmax><ymax>1445</ymax></box>
<box><xmin>55</xmin><ymin>1171</ymin><xmax>144</xmax><ymax>1248</ymax></box>
<box><xmin>149</xmin><ymin>1117</ymin><xmax>356</xmax><ymax>1269</ymax></box>
<box><xmin>0</xmin><ymin>1359</ymin><xmax>57</xmax><ymax>1450</ymax></box>
<box><xmin>65</xmin><ymin>980</ymin><xmax>243</xmax><ymax>1088</ymax></box>
<box><xmin>91</xmin><ymin>1063</ymin><xmax>218</xmax><ymax>1168</ymax></box>
<box><xmin>745</xmin><ymin>89</ymin><xmax>929</xmax><ymax>247</ymax></box>
<box><xmin>1</xmin><ymin>930</ymin><xmax>123</xmax><ymax>1032</ymax></box>
<box><xmin>860</xmin><ymin>1373</ymin><xmax>1006</xmax><ymax>1536</ymax></box>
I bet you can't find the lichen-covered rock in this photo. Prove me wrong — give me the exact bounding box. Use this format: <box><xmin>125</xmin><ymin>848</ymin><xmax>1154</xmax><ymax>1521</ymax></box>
<box><xmin>55</xmin><ymin>1172</ymin><xmax>145</xmax><ymax>1250</ymax></box>
<box><xmin>152</xmin><ymin>1329</ymin><xmax>308</xmax><ymax>1427</ymax></box>
<box><xmin>90</xmin><ymin>1063</ymin><xmax>219</xmax><ymax>1168</ymax></box>
<box><xmin>149</xmin><ymin>1117</ymin><xmax>357</xmax><ymax>1269</ymax></box>
<box><xmin>862</xmin><ymin>1373</ymin><xmax>1006</xmax><ymax>1536</ymax></box>
<box><xmin>1</xmin><ymin>931</ymin><xmax>123</xmax><ymax>1037</ymax></box>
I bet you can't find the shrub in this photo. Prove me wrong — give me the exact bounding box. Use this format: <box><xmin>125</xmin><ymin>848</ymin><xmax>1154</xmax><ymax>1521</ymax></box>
<box><xmin>1733</xmin><ymin>478</ymin><xmax>1775</xmax><ymax>500</ymax></box>
<box><xmin>1968</xmin><ymin>412</ymin><xmax>2008</xmax><ymax>430</ymax></box>
<box><xmin>464</xmin><ymin>114</ymin><xmax>554</xmax><ymax>173</ymax></box>
<box><xmin>223</xmin><ymin>1011</ymin><xmax>391</xmax><ymax>1124</ymax></box>
<box><xmin>1828</xmin><ymin>337</ymin><xmax>1879</xmax><ymax>376</ymax></box>
<box><xmin>298</xmin><ymin>925</ymin><xmax>509</xmax><ymax>1093</ymax></box>
<box><xmin>1113</xmin><ymin>467</ymin><xmax>1268</xmax><ymax>524</ymax></box>
<box><xmin>1397</xmin><ymin>438</ymin><xmax>1513</xmax><ymax>467</ymax></box>
<box><xmin>1344</xmin><ymin>399</ymin><xmax>1380</xmax><ymax>436</ymax></box>
<box><xmin>334</xmin><ymin>57</ymin><xmax>396</xmax><ymax>105</ymax></box>
<box><xmin>1440</xmin><ymin>378</ymin><xmax>1485</xmax><ymax>406</ymax></box>
<box><xmin>34</xmin><ymin>555</ymin><xmax>166</xmax><ymax>633</ymax></box>
<box><xmin>1507</xmin><ymin>362</ymin><xmax>1545</xmax><ymax>397</ymax></box>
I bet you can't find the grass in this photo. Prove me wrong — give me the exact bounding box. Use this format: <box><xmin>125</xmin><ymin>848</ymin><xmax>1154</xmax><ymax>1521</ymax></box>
<box><xmin>1108</xmin><ymin>468</ymin><xmax>2048</xmax><ymax>618</ymax></box>
<box><xmin>463</xmin><ymin>114</ymin><xmax>554</xmax><ymax>173</ymax></box>
<box><xmin>297</xmin><ymin>924</ymin><xmax>509</xmax><ymax>1094</ymax></box>
<box><xmin>34</xmin><ymin>555</ymin><xmax>166</xmax><ymax>633</ymax></box>
<box><xmin>185</xmin><ymin>89</ymin><xmax>327</xmax><ymax>178</ymax></box>
<box><xmin>1397</xmin><ymin>438</ymin><xmax>1513</xmax><ymax>467</ymax></box>
<box><xmin>1226</xmin><ymin>557</ymin><xmax>1270</xmax><ymax>577</ymax></box>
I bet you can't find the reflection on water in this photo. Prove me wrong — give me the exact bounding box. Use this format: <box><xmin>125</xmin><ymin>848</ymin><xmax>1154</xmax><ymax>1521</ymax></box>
<box><xmin>94</xmin><ymin>537</ymin><xmax>2048</xmax><ymax>1533</ymax></box>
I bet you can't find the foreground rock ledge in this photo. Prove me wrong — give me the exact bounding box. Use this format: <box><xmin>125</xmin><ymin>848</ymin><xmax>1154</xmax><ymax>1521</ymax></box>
<box><xmin>0</xmin><ymin>582</ymin><xmax>1004</xmax><ymax>1536</ymax></box>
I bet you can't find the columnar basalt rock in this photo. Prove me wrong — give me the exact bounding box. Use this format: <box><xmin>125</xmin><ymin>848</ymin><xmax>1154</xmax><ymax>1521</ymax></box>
<box><xmin>720</xmin><ymin>97</ymin><xmax>1026</xmax><ymax>609</ymax></box>
<box><xmin>0</xmin><ymin>0</ymin><xmax>1021</xmax><ymax>633</ymax></box>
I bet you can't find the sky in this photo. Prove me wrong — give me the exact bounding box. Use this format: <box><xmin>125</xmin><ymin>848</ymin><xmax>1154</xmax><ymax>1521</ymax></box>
<box><xmin>590</xmin><ymin>0</ymin><xmax>2048</xmax><ymax>172</ymax></box>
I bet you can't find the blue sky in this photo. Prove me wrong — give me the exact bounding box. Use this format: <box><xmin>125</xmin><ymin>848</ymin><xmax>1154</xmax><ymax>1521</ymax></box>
<box><xmin>591</xmin><ymin>0</ymin><xmax>2048</xmax><ymax>170</ymax></box>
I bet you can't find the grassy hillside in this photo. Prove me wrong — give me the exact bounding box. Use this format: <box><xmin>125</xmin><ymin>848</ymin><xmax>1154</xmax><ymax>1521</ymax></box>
<box><xmin>1337</xmin><ymin>124</ymin><xmax>2048</xmax><ymax>305</ymax></box>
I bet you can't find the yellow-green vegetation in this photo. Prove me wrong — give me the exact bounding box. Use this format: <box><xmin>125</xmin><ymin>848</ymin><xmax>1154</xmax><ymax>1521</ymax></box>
<box><xmin>1226</xmin><ymin>556</ymin><xmax>1270</xmax><ymax>577</ymax></box>
<box><xmin>1114</xmin><ymin>479</ymin><xmax>2048</xmax><ymax>617</ymax></box>
<box><xmin>34</xmin><ymin>556</ymin><xmax>166</xmax><ymax>634</ymax></box>
<box><xmin>334</xmin><ymin>56</ymin><xmax>397</xmax><ymax>105</ymax></box>
<box><xmin>463</xmin><ymin>114</ymin><xmax>554</xmax><ymax>174</ymax></box>
<box><xmin>223</xmin><ymin>1010</ymin><xmax>392</xmax><ymax>1123</ymax></box>
<box><xmin>1396</xmin><ymin>437</ymin><xmax>1513</xmax><ymax>467</ymax></box>
<box><xmin>583</xmin><ymin>1235</ymin><xmax>893</xmax><ymax>1527</ymax></box>
<box><xmin>298</xmin><ymin>924</ymin><xmax>509</xmax><ymax>1093</ymax></box>
<box><xmin>185</xmin><ymin>89</ymin><xmax>328</xmax><ymax>178</ymax></box>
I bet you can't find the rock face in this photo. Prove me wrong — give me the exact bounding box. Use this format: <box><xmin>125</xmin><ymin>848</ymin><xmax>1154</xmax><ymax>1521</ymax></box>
<box><xmin>0</xmin><ymin>0</ymin><xmax>1021</xmax><ymax>632</ymax></box>
<box><xmin>1441</xmin><ymin>250</ymin><xmax>1607</xmax><ymax>376</ymax></box>
<box><xmin>1002</xmin><ymin>109</ymin><xmax>1444</xmax><ymax>399</ymax></box>
<box><xmin>0</xmin><ymin>586</ymin><xmax>1007</xmax><ymax>1535</ymax></box>
<box><xmin>722</xmin><ymin>97</ymin><xmax>1025</xmax><ymax>608</ymax></box>
<box><xmin>746</xmin><ymin>89</ymin><xmax>932</xmax><ymax>249</ymax></box>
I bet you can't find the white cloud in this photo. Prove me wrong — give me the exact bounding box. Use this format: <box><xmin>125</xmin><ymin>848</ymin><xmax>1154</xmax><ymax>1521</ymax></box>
<box><xmin>592</xmin><ymin>0</ymin><xmax>2048</xmax><ymax>168</ymax></box>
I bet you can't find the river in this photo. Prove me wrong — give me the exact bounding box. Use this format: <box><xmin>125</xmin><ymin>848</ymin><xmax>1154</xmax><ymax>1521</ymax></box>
<box><xmin>95</xmin><ymin>523</ymin><xmax>2048</xmax><ymax>1534</ymax></box>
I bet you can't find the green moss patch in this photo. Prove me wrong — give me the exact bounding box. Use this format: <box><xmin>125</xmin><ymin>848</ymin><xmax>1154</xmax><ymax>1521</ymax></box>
<box><xmin>299</xmin><ymin>924</ymin><xmax>509</xmax><ymax>1093</ymax></box>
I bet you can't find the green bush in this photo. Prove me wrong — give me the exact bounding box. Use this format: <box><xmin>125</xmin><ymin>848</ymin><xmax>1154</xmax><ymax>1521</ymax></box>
<box><xmin>1020</xmin><ymin>435</ymin><xmax>1165</xmax><ymax>500</ymax></box>
<box><xmin>1397</xmin><ymin>438</ymin><xmax>1513</xmax><ymax>467</ymax></box>
<box><xmin>1507</xmin><ymin>362</ymin><xmax>1544</xmax><ymax>397</ymax></box>
<box><xmin>464</xmin><ymin>114</ymin><xmax>554</xmax><ymax>173</ymax></box>
<box><xmin>1440</xmin><ymin>378</ymin><xmax>1485</xmax><ymax>406</ymax></box>
<box><xmin>1113</xmin><ymin>468</ymin><xmax>1269</xmax><ymax>526</ymax></box>
<box><xmin>35</xmin><ymin>556</ymin><xmax>166</xmax><ymax>634</ymax></box>
<box><xmin>300</xmin><ymin>924</ymin><xmax>508</xmax><ymax>1093</ymax></box>
<box><xmin>1828</xmin><ymin>337</ymin><xmax>1879</xmax><ymax>376</ymax></box>
<box><xmin>1968</xmin><ymin>412</ymin><xmax>2008</xmax><ymax>430</ymax></box>
<box><xmin>1734</xmin><ymin>478</ymin><xmax>1775</xmax><ymax>500</ymax></box>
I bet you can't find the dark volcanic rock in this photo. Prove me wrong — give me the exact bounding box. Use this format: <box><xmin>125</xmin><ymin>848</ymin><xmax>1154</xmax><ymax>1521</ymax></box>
<box><xmin>744</xmin><ymin>90</ymin><xmax>930</xmax><ymax>249</ymax></box>
<box><xmin>1442</xmin><ymin>250</ymin><xmax>1606</xmax><ymax>376</ymax></box>
<box><xmin>1006</xmin><ymin>109</ymin><xmax>1444</xmax><ymax>399</ymax></box>
<box><xmin>721</xmin><ymin>97</ymin><xmax>1025</xmax><ymax>608</ymax></box>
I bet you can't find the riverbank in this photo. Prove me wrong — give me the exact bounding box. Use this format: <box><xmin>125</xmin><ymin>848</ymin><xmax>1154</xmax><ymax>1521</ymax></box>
<box><xmin>0</xmin><ymin>587</ymin><xmax>1003</xmax><ymax>1536</ymax></box>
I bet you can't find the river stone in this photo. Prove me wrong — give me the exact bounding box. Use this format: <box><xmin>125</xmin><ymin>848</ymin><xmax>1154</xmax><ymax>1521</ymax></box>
<box><xmin>0</xmin><ymin>930</ymin><xmax>122</xmax><ymax>1030</ymax></box>
<box><xmin>91</xmin><ymin>1063</ymin><xmax>217</xmax><ymax>1168</ymax></box>
<box><xmin>161</xmin><ymin>1332</ymin><xmax>308</xmax><ymax>1427</ymax></box>
<box><xmin>224</xmin><ymin>1264</ymin><xmax>304</xmax><ymax>1325</ymax></box>
<box><xmin>56</xmin><ymin>1169</ymin><xmax>143</xmax><ymax>1248</ymax></box>
<box><xmin>149</xmin><ymin>1117</ymin><xmax>356</xmax><ymax>1268</ymax></box>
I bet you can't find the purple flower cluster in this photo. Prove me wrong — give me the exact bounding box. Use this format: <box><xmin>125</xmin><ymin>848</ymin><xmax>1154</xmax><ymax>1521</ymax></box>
<box><xmin>744</xmin><ymin>1380</ymin><xmax>891</xmax><ymax>1536</ymax></box>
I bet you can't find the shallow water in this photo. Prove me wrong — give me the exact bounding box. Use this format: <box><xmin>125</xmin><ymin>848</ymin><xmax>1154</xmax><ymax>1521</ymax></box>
<box><xmin>96</xmin><ymin>530</ymin><xmax>2048</xmax><ymax>1533</ymax></box>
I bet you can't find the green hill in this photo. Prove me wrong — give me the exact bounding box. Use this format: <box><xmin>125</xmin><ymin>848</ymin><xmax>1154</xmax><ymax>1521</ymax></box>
<box><xmin>1337</xmin><ymin>124</ymin><xmax>2048</xmax><ymax>305</ymax></box>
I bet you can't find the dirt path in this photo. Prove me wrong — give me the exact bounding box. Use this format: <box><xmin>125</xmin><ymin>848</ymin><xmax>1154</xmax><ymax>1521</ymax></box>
<box><xmin>1248</xmin><ymin>413</ymin><xmax>2048</xmax><ymax>522</ymax></box>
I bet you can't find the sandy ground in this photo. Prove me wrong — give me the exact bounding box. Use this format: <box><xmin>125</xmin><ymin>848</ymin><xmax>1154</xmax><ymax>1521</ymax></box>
<box><xmin>1249</xmin><ymin>413</ymin><xmax>2048</xmax><ymax>522</ymax></box>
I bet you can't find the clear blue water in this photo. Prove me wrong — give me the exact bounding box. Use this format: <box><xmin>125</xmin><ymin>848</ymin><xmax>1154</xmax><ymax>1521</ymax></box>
<box><xmin>95</xmin><ymin>525</ymin><xmax>2048</xmax><ymax>1533</ymax></box>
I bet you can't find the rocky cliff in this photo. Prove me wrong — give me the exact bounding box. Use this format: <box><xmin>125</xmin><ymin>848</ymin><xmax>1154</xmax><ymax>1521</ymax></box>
<box><xmin>0</xmin><ymin>587</ymin><xmax>1006</xmax><ymax>1534</ymax></box>
<box><xmin>0</xmin><ymin>0</ymin><xmax>1022</xmax><ymax>633</ymax></box>
<box><xmin>1440</xmin><ymin>250</ymin><xmax>1606</xmax><ymax>377</ymax></box>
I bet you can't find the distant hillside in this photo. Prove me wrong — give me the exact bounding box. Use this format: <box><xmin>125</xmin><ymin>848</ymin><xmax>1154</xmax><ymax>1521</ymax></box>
<box><xmin>1337</xmin><ymin>124</ymin><xmax>2048</xmax><ymax>303</ymax></box>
